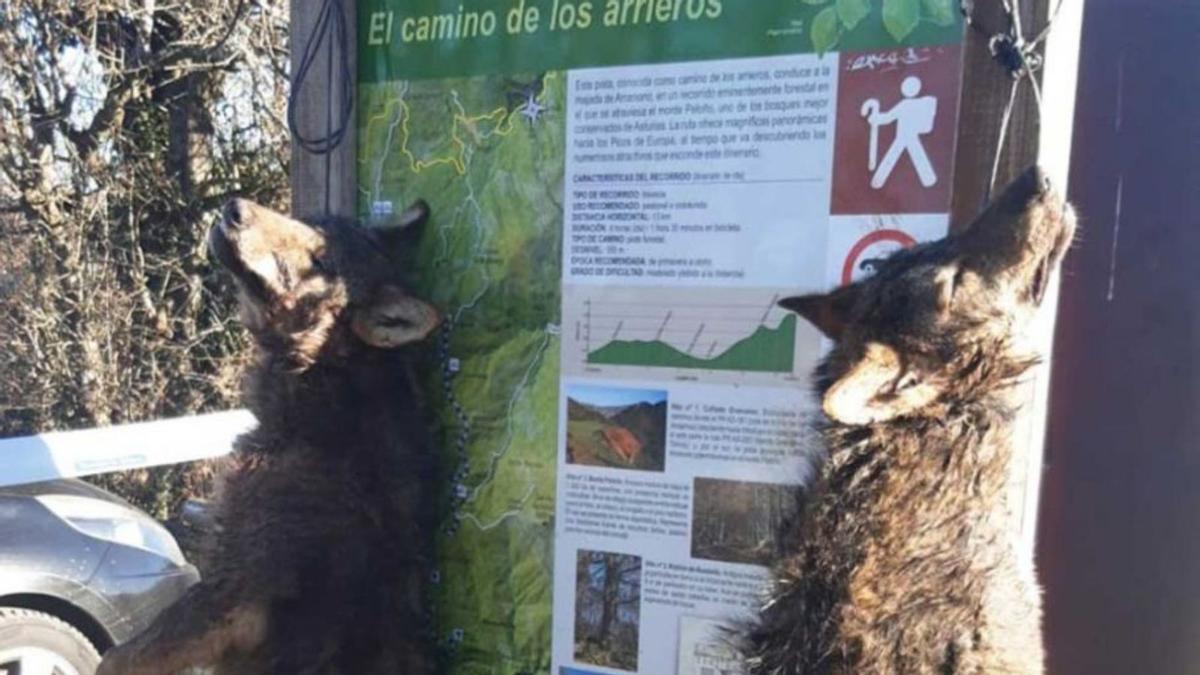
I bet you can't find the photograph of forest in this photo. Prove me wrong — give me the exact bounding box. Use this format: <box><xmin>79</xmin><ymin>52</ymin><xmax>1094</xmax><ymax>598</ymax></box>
<box><xmin>691</xmin><ymin>477</ymin><xmax>796</xmax><ymax>566</ymax></box>
<box><xmin>574</xmin><ymin>549</ymin><xmax>643</xmax><ymax>671</ymax></box>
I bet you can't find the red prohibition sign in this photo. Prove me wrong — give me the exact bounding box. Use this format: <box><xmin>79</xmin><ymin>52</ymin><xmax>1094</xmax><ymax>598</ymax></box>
<box><xmin>841</xmin><ymin>228</ymin><xmax>918</xmax><ymax>286</ymax></box>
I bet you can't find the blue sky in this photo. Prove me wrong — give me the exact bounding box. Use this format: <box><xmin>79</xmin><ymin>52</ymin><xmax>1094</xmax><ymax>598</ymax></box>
<box><xmin>567</xmin><ymin>384</ymin><xmax>667</xmax><ymax>408</ymax></box>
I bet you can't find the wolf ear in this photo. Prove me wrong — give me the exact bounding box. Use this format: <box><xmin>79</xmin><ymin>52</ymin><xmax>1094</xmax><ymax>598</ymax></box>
<box><xmin>823</xmin><ymin>342</ymin><xmax>943</xmax><ymax>425</ymax></box>
<box><xmin>779</xmin><ymin>284</ymin><xmax>860</xmax><ymax>340</ymax></box>
<box><xmin>369</xmin><ymin>199</ymin><xmax>430</xmax><ymax>250</ymax></box>
<box><xmin>351</xmin><ymin>285</ymin><xmax>440</xmax><ymax>348</ymax></box>
<box><xmin>393</xmin><ymin>199</ymin><xmax>430</xmax><ymax>229</ymax></box>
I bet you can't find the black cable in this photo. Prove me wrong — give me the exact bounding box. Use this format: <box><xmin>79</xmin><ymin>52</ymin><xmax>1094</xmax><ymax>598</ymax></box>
<box><xmin>960</xmin><ymin>0</ymin><xmax>1066</xmax><ymax>203</ymax></box>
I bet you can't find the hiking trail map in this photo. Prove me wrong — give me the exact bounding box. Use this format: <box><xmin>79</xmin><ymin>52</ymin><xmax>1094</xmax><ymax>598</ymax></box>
<box><xmin>357</xmin><ymin>2</ymin><xmax>964</xmax><ymax>672</ymax></box>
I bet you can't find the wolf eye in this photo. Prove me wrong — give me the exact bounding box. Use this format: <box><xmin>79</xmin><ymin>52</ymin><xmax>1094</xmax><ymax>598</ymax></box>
<box><xmin>1029</xmin><ymin>258</ymin><xmax>1050</xmax><ymax>304</ymax></box>
<box><xmin>936</xmin><ymin>265</ymin><xmax>961</xmax><ymax>313</ymax></box>
<box><xmin>272</xmin><ymin>253</ymin><xmax>293</xmax><ymax>289</ymax></box>
<box><xmin>311</xmin><ymin>254</ymin><xmax>329</xmax><ymax>273</ymax></box>
<box><xmin>896</xmin><ymin>372</ymin><xmax>920</xmax><ymax>391</ymax></box>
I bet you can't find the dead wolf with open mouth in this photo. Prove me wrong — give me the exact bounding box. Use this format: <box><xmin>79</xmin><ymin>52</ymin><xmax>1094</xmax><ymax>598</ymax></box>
<box><xmin>97</xmin><ymin>200</ymin><xmax>441</xmax><ymax>675</ymax></box>
<box><xmin>746</xmin><ymin>167</ymin><xmax>1076</xmax><ymax>674</ymax></box>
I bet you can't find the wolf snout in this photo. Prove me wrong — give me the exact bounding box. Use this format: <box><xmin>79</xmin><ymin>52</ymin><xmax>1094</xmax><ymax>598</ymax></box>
<box><xmin>221</xmin><ymin>198</ymin><xmax>253</xmax><ymax>232</ymax></box>
<box><xmin>1032</xmin><ymin>165</ymin><xmax>1053</xmax><ymax>196</ymax></box>
<box><xmin>1009</xmin><ymin>165</ymin><xmax>1072</xmax><ymax>229</ymax></box>
<box><xmin>1015</xmin><ymin>164</ymin><xmax>1055</xmax><ymax>201</ymax></box>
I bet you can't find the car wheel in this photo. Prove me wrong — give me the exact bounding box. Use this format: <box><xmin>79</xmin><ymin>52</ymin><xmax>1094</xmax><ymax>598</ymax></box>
<box><xmin>0</xmin><ymin>608</ymin><xmax>100</xmax><ymax>675</ymax></box>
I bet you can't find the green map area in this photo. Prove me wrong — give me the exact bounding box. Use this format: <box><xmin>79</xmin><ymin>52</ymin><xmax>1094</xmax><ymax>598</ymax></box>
<box><xmin>358</xmin><ymin>72</ymin><xmax>565</xmax><ymax>674</ymax></box>
<box><xmin>589</xmin><ymin>314</ymin><xmax>798</xmax><ymax>373</ymax></box>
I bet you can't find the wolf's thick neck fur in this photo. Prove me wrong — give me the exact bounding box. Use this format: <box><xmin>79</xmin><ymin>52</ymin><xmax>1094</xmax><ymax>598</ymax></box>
<box><xmin>202</xmin><ymin>347</ymin><xmax>439</xmax><ymax>674</ymax></box>
<box><xmin>747</xmin><ymin>342</ymin><xmax>1043</xmax><ymax>674</ymax></box>
<box><xmin>242</xmin><ymin>348</ymin><xmax>426</xmax><ymax>460</ymax></box>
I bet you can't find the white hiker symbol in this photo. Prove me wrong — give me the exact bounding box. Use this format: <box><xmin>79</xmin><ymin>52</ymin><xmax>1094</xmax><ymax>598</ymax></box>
<box><xmin>860</xmin><ymin>76</ymin><xmax>939</xmax><ymax>189</ymax></box>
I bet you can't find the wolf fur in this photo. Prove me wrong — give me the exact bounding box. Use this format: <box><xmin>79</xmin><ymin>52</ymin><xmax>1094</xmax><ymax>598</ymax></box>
<box><xmin>97</xmin><ymin>200</ymin><xmax>441</xmax><ymax>675</ymax></box>
<box><xmin>745</xmin><ymin>166</ymin><xmax>1076</xmax><ymax>674</ymax></box>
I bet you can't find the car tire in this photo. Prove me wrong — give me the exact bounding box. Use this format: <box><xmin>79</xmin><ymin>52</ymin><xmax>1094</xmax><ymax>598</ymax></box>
<box><xmin>0</xmin><ymin>607</ymin><xmax>100</xmax><ymax>675</ymax></box>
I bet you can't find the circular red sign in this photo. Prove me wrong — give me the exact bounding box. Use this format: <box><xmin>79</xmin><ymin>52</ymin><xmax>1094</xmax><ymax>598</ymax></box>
<box><xmin>841</xmin><ymin>229</ymin><xmax>918</xmax><ymax>285</ymax></box>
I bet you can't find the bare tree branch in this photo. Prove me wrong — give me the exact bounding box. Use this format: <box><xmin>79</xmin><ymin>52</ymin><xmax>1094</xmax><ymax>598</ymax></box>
<box><xmin>0</xmin><ymin>0</ymin><xmax>289</xmax><ymax>517</ymax></box>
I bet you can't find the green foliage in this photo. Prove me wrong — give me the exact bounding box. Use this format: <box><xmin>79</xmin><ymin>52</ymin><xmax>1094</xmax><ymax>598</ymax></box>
<box><xmin>882</xmin><ymin>0</ymin><xmax>922</xmax><ymax>41</ymax></box>
<box><xmin>801</xmin><ymin>0</ymin><xmax>958</xmax><ymax>52</ymax></box>
<box><xmin>922</xmin><ymin>0</ymin><xmax>958</xmax><ymax>26</ymax></box>
<box><xmin>836</xmin><ymin>0</ymin><xmax>872</xmax><ymax>30</ymax></box>
<box><xmin>811</xmin><ymin>6</ymin><xmax>843</xmax><ymax>54</ymax></box>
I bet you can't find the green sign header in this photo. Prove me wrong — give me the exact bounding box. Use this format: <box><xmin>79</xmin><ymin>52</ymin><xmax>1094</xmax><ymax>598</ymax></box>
<box><xmin>358</xmin><ymin>0</ymin><xmax>964</xmax><ymax>82</ymax></box>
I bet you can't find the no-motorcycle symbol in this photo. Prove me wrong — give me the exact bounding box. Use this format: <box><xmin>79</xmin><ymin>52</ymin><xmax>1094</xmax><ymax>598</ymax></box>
<box><xmin>841</xmin><ymin>228</ymin><xmax>917</xmax><ymax>285</ymax></box>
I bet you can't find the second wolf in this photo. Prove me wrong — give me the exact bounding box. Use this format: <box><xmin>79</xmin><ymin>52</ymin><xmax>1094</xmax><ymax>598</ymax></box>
<box><xmin>746</xmin><ymin>167</ymin><xmax>1076</xmax><ymax>674</ymax></box>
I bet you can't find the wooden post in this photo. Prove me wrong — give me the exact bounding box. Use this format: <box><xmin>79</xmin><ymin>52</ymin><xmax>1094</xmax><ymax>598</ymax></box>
<box><xmin>290</xmin><ymin>0</ymin><xmax>358</xmax><ymax>220</ymax></box>
<box><xmin>949</xmin><ymin>0</ymin><xmax>1086</xmax><ymax>553</ymax></box>
<box><xmin>951</xmin><ymin>0</ymin><xmax>1079</xmax><ymax>226</ymax></box>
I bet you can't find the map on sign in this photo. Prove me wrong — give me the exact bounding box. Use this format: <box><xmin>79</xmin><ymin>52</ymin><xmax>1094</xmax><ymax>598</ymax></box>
<box><xmin>358</xmin><ymin>1</ymin><xmax>964</xmax><ymax>671</ymax></box>
<box><xmin>359</xmin><ymin>73</ymin><xmax>565</xmax><ymax>674</ymax></box>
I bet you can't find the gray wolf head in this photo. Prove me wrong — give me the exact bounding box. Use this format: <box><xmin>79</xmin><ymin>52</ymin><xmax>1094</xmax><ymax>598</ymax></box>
<box><xmin>782</xmin><ymin>166</ymin><xmax>1077</xmax><ymax>425</ymax></box>
<box><xmin>208</xmin><ymin>200</ymin><xmax>439</xmax><ymax>368</ymax></box>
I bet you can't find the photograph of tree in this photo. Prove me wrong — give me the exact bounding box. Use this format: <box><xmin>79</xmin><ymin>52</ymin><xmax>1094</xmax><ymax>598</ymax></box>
<box><xmin>574</xmin><ymin>549</ymin><xmax>642</xmax><ymax>672</ymax></box>
<box><xmin>691</xmin><ymin>477</ymin><xmax>797</xmax><ymax>566</ymax></box>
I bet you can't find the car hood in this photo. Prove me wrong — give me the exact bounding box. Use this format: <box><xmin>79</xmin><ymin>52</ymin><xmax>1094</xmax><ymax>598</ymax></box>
<box><xmin>0</xmin><ymin>478</ymin><xmax>134</xmax><ymax>508</ymax></box>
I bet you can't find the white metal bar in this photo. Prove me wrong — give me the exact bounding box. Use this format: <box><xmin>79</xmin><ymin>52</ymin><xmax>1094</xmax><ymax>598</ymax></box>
<box><xmin>0</xmin><ymin>409</ymin><xmax>256</xmax><ymax>488</ymax></box>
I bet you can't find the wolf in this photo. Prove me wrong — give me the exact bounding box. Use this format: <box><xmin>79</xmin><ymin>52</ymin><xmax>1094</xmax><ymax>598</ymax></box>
<box><xmin>97</xmin><ymin>199</ymin><xmax>441</xmax><ymax>674</ymax></box>
<box><xmin>744</xmin><ymin>166</ymin><xmax>1076</xmax><ymax>674</ymax></box>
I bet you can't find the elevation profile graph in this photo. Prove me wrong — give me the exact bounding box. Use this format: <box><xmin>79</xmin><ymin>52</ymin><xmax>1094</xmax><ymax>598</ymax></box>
<box><xmin>581</xmin><ymin>295</ymin><xmax>796</xmax><ymax>374</ymax></box>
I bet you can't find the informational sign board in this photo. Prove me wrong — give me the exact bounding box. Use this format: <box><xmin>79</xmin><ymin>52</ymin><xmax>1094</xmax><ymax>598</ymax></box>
<box><xmin>357</xmin><ymin>2</ymin><xmax>963</xmax><ymax>672</ymax></box>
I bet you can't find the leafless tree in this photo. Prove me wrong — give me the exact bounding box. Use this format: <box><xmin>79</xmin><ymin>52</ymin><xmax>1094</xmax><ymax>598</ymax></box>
<box><xmin>0</xmin><ymin>1</ymin><xmax>290</xmax><ymax>516</ymax></box>
<box><xmin>574</xmin><ymin>550</ymin><xmax>641</xmax><ymax>671</ymax></box>
<box><xmin>692</xmin><ymin>478</ymin><xmax>794</xmax><ymax>566</ymax></box>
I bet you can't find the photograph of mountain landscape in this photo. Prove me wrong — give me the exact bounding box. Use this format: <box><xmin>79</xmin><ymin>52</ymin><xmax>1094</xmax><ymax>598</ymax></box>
<box><xmin>566</xmin><ymin>385</ymin><xmax>668</xmax><ymax>473</ymax></box>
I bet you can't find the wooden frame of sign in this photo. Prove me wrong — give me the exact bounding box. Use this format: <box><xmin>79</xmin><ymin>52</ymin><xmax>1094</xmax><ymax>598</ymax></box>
<box><xmin>287</xmin><ymin>0</ymin><xmax>1087</xmax><ymax>551</ymax></box>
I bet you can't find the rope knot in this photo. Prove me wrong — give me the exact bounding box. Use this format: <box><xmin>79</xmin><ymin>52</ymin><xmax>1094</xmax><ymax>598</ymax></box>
<box><xmin>959</xmin><ymin>0</ymin><xmax>1063</xmax><ymax>203</ymax></box>
<box><xmin>987</xmin><ymin>33</ymin><xmax>1043</xmax><ymax>78</ymax></box>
